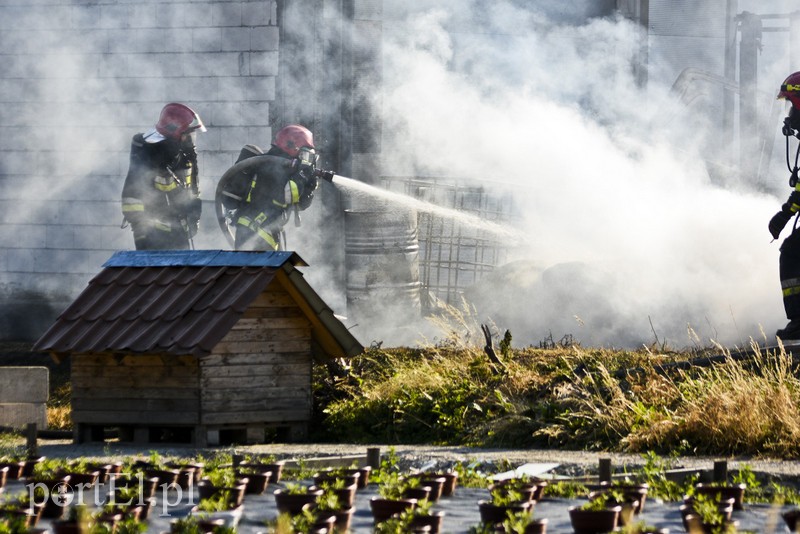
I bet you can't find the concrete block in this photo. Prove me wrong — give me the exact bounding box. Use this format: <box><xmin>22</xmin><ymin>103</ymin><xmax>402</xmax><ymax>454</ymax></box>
<box><xmin>249</xmin><ymin>51</ymin><xmax>279</xmax><ymax>76</ymax></box>
<box><xmin>72</xmin><ymin>226</ymin><xmax>109</xmax><ymax>251</ymax></box>
<box><xmin>219</xmin><ymin>127</ymin><xmax>253</xmax><ymax>150</ymax></box>
<box><xmin>46</xmin><ymin>225</ymin><xmax>75</xmax><ymax>250</ymax></box>
<box><xmin>0</xmin><ymin>367</ymin><xmax>48</xmax><ymax>403</ymax></box>
<box><xmin>184</xmin><ymin>3</ymin><xmax>214</xmax><ymax>29</ymax></box>
<box><xmin>1</xmin><ymin>226</ymin><xmax>47</xmax><ymax>250</ymax></box>
<box><xmin>5</xmin><ymin>248</ymin><xmax>37</xmax><ymax>273</ymax></box>
<box><xmin>246</xmin><ymin>76</ymin><xmax>276</xmax><ymax>101</ymax></box>
<box><xmin>193</xmin><ymin>28</ymin><xmax>222</xmax><ymax>52</ymax></box>
<box><xmin>217</xmin><ymin>76</ymin><xmax>247</xmax><ymax>102</ymax></box>
<box><xmin>242</xmin><ymin>3</ymin><xmax>271</xmax><ymax>26</ymax></box>
<box><xmin>183</xmin><ymin>52</ymin><xmax>243</xmax><ymax>78</ymax></box>
<box><xmin>250</xmin><ymin>26</ymin><xmax>279</xmax><ymax>52</ymax></box>
<box><xmin>241</xmin><ymin>102</ymin><xmax>270</xmax><ymax>126</ymax></box>
<box><xmin>0</xmin><ymin>403</ymin><xmax>47</xmax><ymax>430</ymax></box>
<box><xmin>129</xmin><ymin>5</ymin><xmax>158</xmax><ymax>29</ymax></box>
<box><xmin>99</xmin><ymin>5</ymin><xmax>131</xmax><ymax>30</ymax></box>
<box><xmin>221</xmin><ymin>28</ymin><xmax>251</xmax><ymax>52</ymax></box>
<box><xmin>155</xmin><ymin>4</ymin><xmax>186</xmax><ymax>28</ymax></box>
<box><xmin>212</xmin><ymin>102</ymin><xmax>244</xmax><ymax>127</ymax></box>
<box><xmin>72</xmin><ymin>5</ymin><xmax>102</xmax><ymax>30</ymax></box>
<box><xmin>213</xmin><ymin>3</ymin><xmax>242</xmax><ymax>27</ymax></box>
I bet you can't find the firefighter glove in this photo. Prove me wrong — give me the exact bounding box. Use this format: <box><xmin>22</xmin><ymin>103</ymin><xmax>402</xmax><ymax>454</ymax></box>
<box><xmin>188</xmin><ymin>196</ymin><xmax>202</xmax><ymax>222</ymax></box>
<box><xmin>769</xmin><ymin>210</ymin><xmax>793</xmax><ymax>240</ymax></box>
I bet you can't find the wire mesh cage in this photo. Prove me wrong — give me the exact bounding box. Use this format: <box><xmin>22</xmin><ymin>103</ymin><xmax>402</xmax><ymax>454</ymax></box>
<box><xmin>378</xmin><ymin>176</ymin><xmax>516</xmax><ymax>309</ymax></box>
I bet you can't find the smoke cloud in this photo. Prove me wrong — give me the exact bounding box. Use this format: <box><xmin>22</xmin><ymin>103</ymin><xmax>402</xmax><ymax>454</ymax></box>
<box><xmin>360</xmin><ymin>1</ymin><xmax>794</xmax><ymax>349</ymax></box>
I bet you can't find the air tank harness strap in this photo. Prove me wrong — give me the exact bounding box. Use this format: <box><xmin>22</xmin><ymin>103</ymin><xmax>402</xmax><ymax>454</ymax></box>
<box><xmin>236</xmin><ymin>214</ymin><xmax>279</xmax><ymax>250</ymax></box>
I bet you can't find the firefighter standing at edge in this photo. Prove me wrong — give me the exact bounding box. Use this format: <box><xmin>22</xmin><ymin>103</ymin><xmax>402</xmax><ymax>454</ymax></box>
<box><xmin>121</xmin><ymin>103</ymin><xmax>206</xmax><ymax>250</ymax></box>
<box><xmin>769</xmin><ymin>72</ymin><xmax>800</xmax><ymax>340</ymax></box>
<box><xmin>219</xmin><ymin>124</ymin><xmax>322</xmax><ymax>251</ymax></box>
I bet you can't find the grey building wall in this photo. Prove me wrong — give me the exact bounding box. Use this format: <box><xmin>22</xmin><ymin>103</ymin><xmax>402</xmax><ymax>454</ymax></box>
<box><xmin>0</xmin><ymin>0</ymin><xmax>280</xmax><ymax>339</ymax></box>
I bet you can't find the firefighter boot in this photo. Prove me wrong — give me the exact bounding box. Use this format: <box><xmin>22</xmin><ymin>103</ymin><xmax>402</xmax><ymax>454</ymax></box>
<box><xmin>776</xmin><ymin>319</ymin><xmax>800</xmax><ymax>341</ymax></box>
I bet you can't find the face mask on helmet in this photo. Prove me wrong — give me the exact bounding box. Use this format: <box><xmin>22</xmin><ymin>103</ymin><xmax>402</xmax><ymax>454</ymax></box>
<box><xmin>294</xmin><ymin>147</ymin><xmax>319</xmax><ymax>177</ymax></box>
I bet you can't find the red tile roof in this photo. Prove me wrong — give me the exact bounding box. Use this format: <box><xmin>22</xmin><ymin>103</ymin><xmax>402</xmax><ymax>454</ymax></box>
<box><xmin>33</xmin><ymin>250</ymin><xmax>363</xmax><ymax>359</ymax></box>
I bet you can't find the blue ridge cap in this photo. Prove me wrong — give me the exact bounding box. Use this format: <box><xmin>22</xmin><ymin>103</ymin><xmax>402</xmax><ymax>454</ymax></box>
<box><xmin>103</xmin><ymin>250</ymin><xmax>308</xmax><ymax>268</ymax></box>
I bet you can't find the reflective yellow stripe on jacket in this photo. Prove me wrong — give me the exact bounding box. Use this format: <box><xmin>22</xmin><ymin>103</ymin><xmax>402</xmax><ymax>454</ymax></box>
<box><xmin>154</xmin><ymin>174</ymin><xmax>179</xmax><ymax>192</ymax></box>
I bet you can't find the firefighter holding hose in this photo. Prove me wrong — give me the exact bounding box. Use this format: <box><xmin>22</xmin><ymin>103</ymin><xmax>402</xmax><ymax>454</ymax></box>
<box><xmin>769</xmin><ymin>72</ymin><xmax>800</xmax><ymax>340</ymax></box>
<box><xmin>121</xmin><ymin>103</ymin><xmax>206</xmax><ymax>250</ymax></box>
<box><xmin>216</xmin><ymin>124</ymin><xmax>333</xmax><ymax>251</ymax></box>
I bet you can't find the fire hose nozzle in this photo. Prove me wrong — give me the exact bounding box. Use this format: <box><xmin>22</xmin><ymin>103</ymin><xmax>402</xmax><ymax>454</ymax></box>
<box><xmin>315</xmin><ymin>169</ymin><xmax>335</xmax><ymax>183</ymax></box>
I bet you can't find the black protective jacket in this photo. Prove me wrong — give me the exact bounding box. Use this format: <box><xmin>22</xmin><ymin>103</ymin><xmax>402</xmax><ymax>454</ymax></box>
<box><xmin>121</xmin><ymin>131</ymin><xmax>201</xmax><ymax>249</ymax></box>
<box><xmin>221</xmin><ymin>145</ymin><xmax>317</xmax><ymax>251</ymax></box>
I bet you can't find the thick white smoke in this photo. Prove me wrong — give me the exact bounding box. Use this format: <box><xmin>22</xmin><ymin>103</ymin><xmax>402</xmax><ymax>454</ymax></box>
<box><xmin>370</xmin><ymin>1</ymin><xmax>791</xmax><ymax>349</ymax></box>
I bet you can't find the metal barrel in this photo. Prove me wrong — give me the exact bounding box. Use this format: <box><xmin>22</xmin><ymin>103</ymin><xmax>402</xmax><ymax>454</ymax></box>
<box><xmin>344</xmin><ymin>210</ymin><xmax>422</xmax><ymax>323</ymax></box>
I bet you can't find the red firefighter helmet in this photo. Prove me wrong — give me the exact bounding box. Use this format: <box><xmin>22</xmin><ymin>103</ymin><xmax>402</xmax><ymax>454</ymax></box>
<box><xmin>155</xmin><ymin>103</ymin><xmax>206</xmax><ymax>140</ymax></box>
<box><xmin>273</xmin><ymin>124</ymin><xmax>315</xmax><ymax>157</ymax></box>
<box><xmin>778</xmin><ymin>72</ymin><xmax>800</xmax><ymax>110</ymax></box>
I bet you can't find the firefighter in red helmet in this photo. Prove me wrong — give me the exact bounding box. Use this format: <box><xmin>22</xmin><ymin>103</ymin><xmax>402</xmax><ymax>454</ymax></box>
<box><xmin>216</xmin><ymin>124</ymin><xmax>322</xmax><ymax>251</ymax></box>
<box><xmin>769</xmin><ymin>72</ymin><xmax>800</xmax><ymax>339</ymax></box>
<box><xmin>121</xmin><ymin>103</ymin><xmax>206</xmax><ymax>250</ymax></box>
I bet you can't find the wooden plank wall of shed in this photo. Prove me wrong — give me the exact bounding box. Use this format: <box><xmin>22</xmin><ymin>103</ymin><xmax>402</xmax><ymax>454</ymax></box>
<box><xmin>200</xmin><ymin>283</ymin><xmax>313</xmax><ymax>426</ymax></box>
<box><xmin>71</xmin><ymin>354</ymin><xmax>200</xmax><ymax>424</ymax></box>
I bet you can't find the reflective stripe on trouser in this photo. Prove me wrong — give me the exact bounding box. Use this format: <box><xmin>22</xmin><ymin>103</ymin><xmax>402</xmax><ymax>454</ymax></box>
<box><xmin>131</xmin><ymin>220</ymin><xmax>189</xmax><ymax>251</ymax></box>
<box><xmin>780</xmin><ymin>228</ymin><xmax>800</xmax><ymax>319</ymax></box>
<box><xmin>236</xmin><ymin>215</ymin><xmax>279</xmax><ymax>250</ymax></box>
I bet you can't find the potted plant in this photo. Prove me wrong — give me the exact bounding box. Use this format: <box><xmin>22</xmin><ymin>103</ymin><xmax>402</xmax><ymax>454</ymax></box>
<box><xmin>274</xmin><ymin>483</ymin><xmax>324</xmax><ymax>516</ymax></box>
<box><xmin>370</xmin><ymin>472</ymin><xmax>418</xmax><ymax>524</ymax></box>
<box><xmin>403</xmin><ymin>476</ymin><xmax>433</xmax><ymax>502</ymax></box>
<box><xmin>591</xmin><ymin>479</ymin><xmax>649</xmax><ymax>512</ymax></box>
<box><xmin>309</xmin><ymin>481</ymin><xmax>355</xmax><ymax>533</ymax></box>
<box><xmin>681</xmin><ymin>492</ymin><xmax>738</xmax><ymax>534</ymax></box>
<box><xmin>62</xmin><ymin>459</ymin><xmax>101</xmax><ymax>490</ymax></box>
<box><xmin>588</xmin><ymin>487</ymin><xmax>640</xmax><ymax>526</ymax></box>
<box><xmin>170</xmin><ymin>514</ymin><xmax>227</xmax><ymax>534</ymax></box>
<box><xmin>313</xmin><ymin>467</ymin><xmax>361</xmax><ymax>489</ymax></box>
<box><xmin>694</xmin><ymin>482</ymin><xmax>747</xmax><ymax>511</ymax></box>
<box><xmin>239</xmin><ymin>455</ymin><xmax>285</xmax><ymax>484</ymax></box>
<box><xmin>236</xmin><ymin>464</ymin><xmax>272</xmax><ymax>495</ymax></box>
<box><xmin>166</xmin><ymin>458</ymin><xmax>205</xmax><ymax>489</ymax></box>
<box><xmin>477</xmin><ymin>488</ymin><xmax>534</xmax><ymax>526</ymax></box>
<box><xmin>112</xmin><ymin>515</ymin><xmax>148</xmax><ymax>534</ymax></box>
<box><xmin>133</xmin><ymin>452</ymin><xmax>180</xmax><ymax>488</ymax></box>
<box><xmin>191</xmin><ymin>491</ymin><xmax>244</xmax><ymax>529</ymax></box>
<box><xmin>0</xmin><ymin>515</ymin><xmax>32</xmax><ymax>534</ymax></box>
<box><xmin>568</xmin><ymin>493</ymin><xmax>622</xmax><ymax>534</ymax></box>
<box><xmin>408</xmin><ymin>498</ymin><xmax>447</xmax><ymax>534</ymax></box>
<box><xmin>343</xmin><ymin>464</ymin><xmax>372</xmax><ymax>490</ymax></box>
<box><xmin>499</xmin><ymin>509</ymin><xmax>548</xmax><ymax>534</ymax></box>
<box><xmin>409</xmin><ymin>474</ymin><xmax>448</xmax><ymax>502</ymax></box>
<box><xmin>373</xmin><ymin>506</ymin><xmax>432</xmax><ymax>534</ymax></box>
<box><xmin>197</xmin><ymin>467</ymin><xmax>248</xmax><ymax>507</ymax></box>
<box><xmin>620</xmin><ymin>521</ymin><xmax>669</xmax><ymax>534</ymax></box>
<box><xmin>27</xmin><ymin>460</ymin><xmax>72</xmax><ymax>520</ymax></box>
<box><xmin>489</xmin><ymin>478</ymin><xmax>540</xmax><ymax>503</ymax></box>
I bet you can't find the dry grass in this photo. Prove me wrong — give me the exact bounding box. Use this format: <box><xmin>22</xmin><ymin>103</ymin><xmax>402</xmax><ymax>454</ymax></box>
<box><xmin>47</xmin><ymin>405</ymin><xmax>72</xmax><ymax>430</ymax></box>
<box><xmin>623</xmin><ymin>342</ymin><xmax>800</xmax><ymax>456</ymax></box>
<box><xmin>316</xmin><ymin>333</ymin><xmax>800</xmax><ymax>456</ymax></box>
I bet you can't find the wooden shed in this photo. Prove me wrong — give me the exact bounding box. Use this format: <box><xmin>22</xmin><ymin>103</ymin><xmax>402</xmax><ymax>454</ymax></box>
<box><xmin>33</xmin><ymin>250</ymin><xmax>363</xmax><ymax>446</ymax></box>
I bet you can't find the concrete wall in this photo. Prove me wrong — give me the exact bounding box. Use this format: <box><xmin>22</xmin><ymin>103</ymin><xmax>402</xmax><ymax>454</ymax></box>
<box><xmin>0</xmin><ymin>0</ymin><xmax>281</xmax><ymax>339</ymax></box>
<box><xmin>0</xmin><ymin>366</ymin><xmax>48</xmax><ymax>429</ymax></box>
